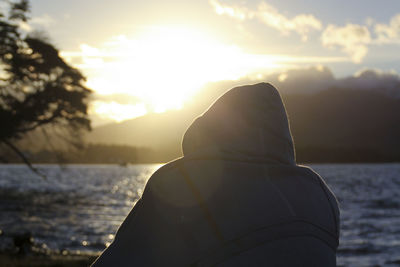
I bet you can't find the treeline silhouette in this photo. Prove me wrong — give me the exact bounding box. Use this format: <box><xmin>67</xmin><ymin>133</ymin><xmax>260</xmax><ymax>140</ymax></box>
<box><xmin>1</xmin><ymin>144</ymin><xmax>169</xmax><ymax>164</ymax></box>
<box><xmin>3</xmin><ymin>144</ymin><xmax>394</xmax><ymax>164</ymax></box>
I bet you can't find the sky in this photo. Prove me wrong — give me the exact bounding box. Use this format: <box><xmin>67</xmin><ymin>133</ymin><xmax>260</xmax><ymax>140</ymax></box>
<box><xmin>24</xmin><ymin>0</ymin><xmax>400</xmax><ymax>125</ymax></box>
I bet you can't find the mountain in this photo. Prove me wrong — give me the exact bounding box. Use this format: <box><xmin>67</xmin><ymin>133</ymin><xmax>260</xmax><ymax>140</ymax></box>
<box><xmin>85</xmin><ymin>80</ymin><xmax>241</xmax><ymax>156</ymax></box>
<box><xmin>86</xmin><ymin>109</ymin><xmax>196</xmax><ymax>157</ymax></box>
<box><xmin>284</xmin><ymin>88</ymin><xmax>400</xmax><ymax>162</ymax></box>
<box><xmin>6</xmin><ymin>68</ymin><xmax>400</xmax><ymax>163</ymax></box>
<box><xmin>84</xmin><ymin>86</ymin><xmax>400</xmax><ymax>163</ymax></box>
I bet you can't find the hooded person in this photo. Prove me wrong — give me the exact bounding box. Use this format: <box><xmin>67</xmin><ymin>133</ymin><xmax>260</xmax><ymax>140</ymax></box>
<box><xmin>92</xmin><ymin>83</ymin><xmax>340</xmax><ymax>266</ymax></box>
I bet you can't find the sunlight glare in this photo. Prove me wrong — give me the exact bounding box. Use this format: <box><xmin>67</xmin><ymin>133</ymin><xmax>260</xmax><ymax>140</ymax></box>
<box><xmin>91</xmin><ymin>101</ymin><xmax>147</xmax><ymax>123</ymax></box>
<box><xmin>77</xmin><ymin>26</ymin><xmax>284</xmax><ymax>122</ymax></box>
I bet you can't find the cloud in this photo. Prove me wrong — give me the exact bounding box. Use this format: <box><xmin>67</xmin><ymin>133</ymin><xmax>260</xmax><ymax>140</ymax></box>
<box><xmin>31</xmin><ymin>14</ymin><xmax>55</xmax><ymax>27</ymax></box>
<box><xmin>374</xmin><ymin>14</ymin><xmax>400</xmax><ymax>44</ymax></box>
<box><xmin>321</xmin><ymin>24</ymin><xmax>371</xmax><ymax>63</ymax></box>
<box><xmin>267</xmin><ymin>65</ymin><xmax>336</xmax><ymax>93</ymax></box>
<box><xmin>320</xmin><ymin>14</ymin><xmax>400</xmax><ymax>63</ymax></box>
<box><xmin>209</xmin><ymin>0</ymin><xmax>250</xmax><ymax>21</ymax></box>
<box><xmin>256</xmin><ymin>2</ymin><xmax>322</xmax><ymax>41</ymax></box>
<box><xmin>19</xmin><ymin>14</ymin><xmax>55</xmax><ymax>32</ymax></box>
<box><xmin>60</xmin><ymin>43</ymin><xmax>118</xmax><ymax>70</ymax></box>
<box><xmin>263</xmin><ymin>66</ymin><xmax>400</xmax><ymax>97</ymax></box>
<box><xmin>94</xmin><ymin>93</ymin><xmax>142</xmax><ymax>105</ymax></box>
<box><xmin>339</xmin><ymin>68</ymin><xmax>400</xmax><ymax>96</ymax></box>
<box><xmin>209</xmin><ymin>0</ymin><xmax>322</xmax><ymax>41</ymax></box>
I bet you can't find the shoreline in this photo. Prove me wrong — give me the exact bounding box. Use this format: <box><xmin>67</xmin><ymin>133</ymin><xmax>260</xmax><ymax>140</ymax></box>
<box><xmin>0</xmin><ymin>252</ymin><xmax>98</xmax><ymax>267</ymax></box>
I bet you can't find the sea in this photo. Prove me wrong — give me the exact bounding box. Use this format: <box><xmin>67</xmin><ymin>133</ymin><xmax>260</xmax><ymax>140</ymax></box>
<box><xmin>0</xmin><ymin>163</ymin><xmax>399</xmax><ymax>266</ymax></box>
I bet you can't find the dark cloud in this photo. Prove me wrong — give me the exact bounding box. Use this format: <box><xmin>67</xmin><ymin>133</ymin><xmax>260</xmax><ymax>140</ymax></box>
<box><xmin>192</xmin><ymin>65</ymin><xmax>400</xmax><ymax>115</ymax></box>
<box><xmin>338</xmin><ymin>69</ymin><xmax>400</xmax><ymax>96</ymax></box>
<box><xmin>264</xmin><ymin>66</ymin><xmax>400</xmax><ymax>97</ymax></box>
<box><xmin>266</xmin><ymin>66</ymin><xmax>336</xmax><ymax>94</ymax></box>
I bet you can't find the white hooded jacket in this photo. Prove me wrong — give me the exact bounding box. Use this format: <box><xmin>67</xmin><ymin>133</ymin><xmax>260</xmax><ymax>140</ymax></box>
<box><xmin>92</xmin><ymin>83</ymin><xmax>340</xmax><ymax>266</ymax></box>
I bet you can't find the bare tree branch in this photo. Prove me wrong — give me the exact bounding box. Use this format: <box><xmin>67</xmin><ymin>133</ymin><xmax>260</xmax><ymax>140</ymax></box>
<box><xmin>1</xmin><ymin>139</ymin><xmax>46</xmax><ymax>179</ymax></box>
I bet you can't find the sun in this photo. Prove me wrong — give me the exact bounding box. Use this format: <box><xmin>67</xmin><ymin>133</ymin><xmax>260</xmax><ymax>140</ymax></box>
<box><xmin>75</xmin><ymin>26</ymin><xmax>282</xmax><ymax>123</ymax></box>
<box><xmin>92</xmin><ymin>27</ymin><xmax>249</xmax><ymax>110</ymax></box>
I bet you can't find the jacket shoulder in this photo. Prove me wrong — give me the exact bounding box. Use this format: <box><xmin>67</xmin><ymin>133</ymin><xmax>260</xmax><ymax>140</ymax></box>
<box><xmin>142</xmin><ymin>158</ymin><xmax>199</xmax><ymax>208</ymax></box>
<box><xmin>145</xmin><ymin>157</ymin><xmax>184</xmax><ymax>188</ymax></box>
<box><xmin>295</xmin><ymin>165</ymin><xmax>340</xmax><ymax>237</ymax></box>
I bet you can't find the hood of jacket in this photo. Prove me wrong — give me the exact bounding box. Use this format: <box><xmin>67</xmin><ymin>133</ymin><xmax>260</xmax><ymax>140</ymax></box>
<box><xmin>182</xmin><ymin>83</ymin><xmax>295</xmax><ymax>165</ymax></box>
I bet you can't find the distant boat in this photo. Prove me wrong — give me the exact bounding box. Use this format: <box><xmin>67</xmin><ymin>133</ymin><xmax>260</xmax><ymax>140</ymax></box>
<box><xmin>119</xmin><ymin>161</ymin><xmax>129</xmax><ymax>167</ymax></box>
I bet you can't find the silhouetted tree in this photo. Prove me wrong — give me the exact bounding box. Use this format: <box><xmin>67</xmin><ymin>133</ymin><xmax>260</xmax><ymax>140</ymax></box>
<box><xmin>0</xmin><ymin>0</ymin><xmax>91</xmax><ymax>175</ymax></box>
